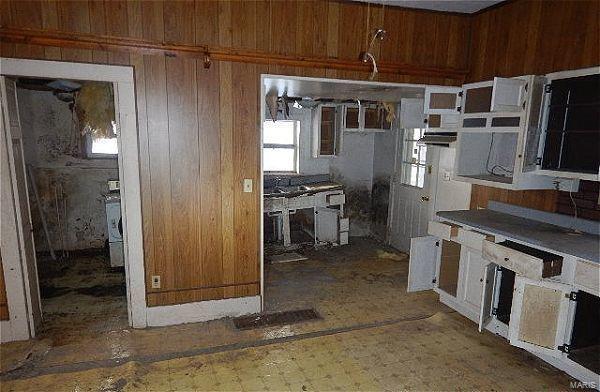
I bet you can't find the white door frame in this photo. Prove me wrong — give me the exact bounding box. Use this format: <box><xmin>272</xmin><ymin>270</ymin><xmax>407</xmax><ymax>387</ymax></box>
<box><xmin>0</xmin><ymin>57</ymin><xmax>147</xmax><ymax>336</ymax></box>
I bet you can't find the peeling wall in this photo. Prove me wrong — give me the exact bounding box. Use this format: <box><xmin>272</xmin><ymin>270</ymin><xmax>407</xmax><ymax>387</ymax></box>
<box><xmin>17</xmin><ymin>87</ymin><xmax>118</xmax><ymax>252</ymax></box>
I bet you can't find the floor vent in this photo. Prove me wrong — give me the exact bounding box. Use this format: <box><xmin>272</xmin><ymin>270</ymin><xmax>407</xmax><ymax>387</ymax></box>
<box><xmin>233</xmin><ymin>308</ymin><xmax>321</xmax><ymax>330</ymax></box>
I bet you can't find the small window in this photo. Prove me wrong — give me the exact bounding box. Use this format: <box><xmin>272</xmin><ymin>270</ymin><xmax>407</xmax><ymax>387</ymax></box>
<box><xmin>263</xmin><ymin>120</ymin><xmax>299</xmax><ymax>173</ymax></box>
<box><xmin>400</xmin><ymin>128</ymin><xmax>427</xmax><ymax>188</ymax></box>
<box><xmin>85</xmin><ymin>121</ymin><xmax>118</xmax><ymax>158</ymax></box>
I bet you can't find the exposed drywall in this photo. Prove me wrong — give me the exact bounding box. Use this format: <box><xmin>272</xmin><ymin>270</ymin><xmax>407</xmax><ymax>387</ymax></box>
<box><xmin>17</xmin><ymin>88</ymin><xmax>118</xmax><ymax>252</ymax></box>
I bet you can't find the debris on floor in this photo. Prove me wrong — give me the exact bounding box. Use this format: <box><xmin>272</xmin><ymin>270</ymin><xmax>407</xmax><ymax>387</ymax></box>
<box><xmin>267</xmin><ymin>252</ymin><xmax>308</xmax><ymax>264</ymax></box>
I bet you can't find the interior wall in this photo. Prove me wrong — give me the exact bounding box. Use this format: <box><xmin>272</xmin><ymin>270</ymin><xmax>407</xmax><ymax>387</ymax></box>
<box><xmin>0</xmin><ymin>0</ymin><xmax>471</xmax><ymax>307</ymax></box>
<box><xmin>467</xmin><ymin>0</ymin><xmax>600</xmax><ymax>214</ymax></box>
<box><xmin>371</xmin><ymin>130</ymin><xmax>397</xmax><ymax>240</ymax></box>
<box><xmin>281</xmin><ymin>107</ymin><xmax>378</xmax><ymax>236</ymax></box>
<box><xmin>17</xmin><ymin>88</ymin><xmax>118</xmax><ymax>252</ymax></box>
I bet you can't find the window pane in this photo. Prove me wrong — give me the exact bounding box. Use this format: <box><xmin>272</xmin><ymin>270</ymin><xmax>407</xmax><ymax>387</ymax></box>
<box><xmin>263</xmin><ymin>147</ymin><xmax>295</xmax><ymax>172</ymax></box>
<box><xmin>263</xmin><ymin>120</ymin><xmax>295</xmax><ymax>145</ymax></box>
<box><xmin>92</xmin><ymin>137</ymin><xmax>118</xmax><ymax>155</ymax></box>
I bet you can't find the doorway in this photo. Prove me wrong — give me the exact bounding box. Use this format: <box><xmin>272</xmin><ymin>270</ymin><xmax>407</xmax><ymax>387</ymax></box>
<box><xmin>1</xmin><ymin>58</ymin><xmax>146</xmax><ymax>342</ymax></box>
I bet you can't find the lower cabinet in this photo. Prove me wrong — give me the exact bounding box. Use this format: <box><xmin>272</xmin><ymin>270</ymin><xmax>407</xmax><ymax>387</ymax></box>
<box><xmin>409</xmin><ymin>221</ymin><xmax>599</xmax><ymax>386</ymax></box>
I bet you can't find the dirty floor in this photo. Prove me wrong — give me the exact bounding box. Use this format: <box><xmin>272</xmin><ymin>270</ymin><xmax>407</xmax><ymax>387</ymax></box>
<box><xmin>1</xmin><ymin>238</ymin><xmax>573</xmax><ymax>390</ymax></box>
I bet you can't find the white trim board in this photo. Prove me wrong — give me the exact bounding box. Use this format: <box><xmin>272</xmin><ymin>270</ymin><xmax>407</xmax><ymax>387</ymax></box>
<box><xmin>146</xmin><ymin>296</ymin><xmax>261</xmax><ymax>327</ymax></box>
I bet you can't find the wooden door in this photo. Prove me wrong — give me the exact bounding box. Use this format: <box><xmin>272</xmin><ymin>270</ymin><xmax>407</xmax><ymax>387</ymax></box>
<box><xmin>459</xmin><ymin>247</ymin><xmax>486</xmax><ymax>311</ymax></box>
<box><xmin>0</xmin><ymin>77</ymin><xmax>42</xmax><ymax>337</ymax></box>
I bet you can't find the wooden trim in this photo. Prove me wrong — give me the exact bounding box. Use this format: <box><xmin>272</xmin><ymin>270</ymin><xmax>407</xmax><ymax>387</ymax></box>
<box><xmin>147</xmin><ymin>281</ymin><xmax>260</xmax><ymax>295</ymax></box>
<box><xmin>147</xmin><ymin>283</ymin><xmax>260</xmax><ymax>306</ymax></box>
<box><xmin>0</xmin><ymin>27</ymin><xmax>468</xmax><ymax>80</ymax></box>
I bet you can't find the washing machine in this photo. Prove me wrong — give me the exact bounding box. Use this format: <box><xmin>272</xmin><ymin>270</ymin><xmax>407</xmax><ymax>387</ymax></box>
<box><xmin>105</xmin><ymin>194</ymin><xmax>124</xmax><ymax>267</ymax></box>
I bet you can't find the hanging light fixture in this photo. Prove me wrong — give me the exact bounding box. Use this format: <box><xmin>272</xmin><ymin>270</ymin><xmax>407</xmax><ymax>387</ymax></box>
<box><xmin>359</xmin><ymin>4</ymin><xmax>386</xmax><ymax>80</ymax></box>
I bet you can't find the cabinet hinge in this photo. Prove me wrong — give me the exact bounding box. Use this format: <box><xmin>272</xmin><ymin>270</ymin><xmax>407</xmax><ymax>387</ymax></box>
<box><xmin>558</xmin><ymin>344</ymin><xmax>570</xmax><ymax>353</ymax></box>
<box><xmin>456</xmin><ymin>106</ymin><xmax>462</xmax><ymax>112</ymax></box>
<box><xmin>535</xmin><ymin>157</ymin><xmax>542</xmax><ymax>166</ymax></box>
<box><xmin>491</xmin><ymin>308</ymin><xmax>498</xmax><ymax>316</ymax></box>
<box><xmin>568</xmin><ymin>292</ymin><xmax>578</xmax><ymax>301</ymax></box>
<box><xmin>458</xmin><ymin>91</ymin><xmax>463</xmax><ymax>97</ymax></box>
<box><xmin>524</xmin><ymin>83</ymin><xmax>528</xmax><ymax>92</ymax></box>
<box><xmin>432</xmin><ymin>278</ymin><xmax>437</xmax><ymax>284</ymax></box>
<box><xmin>544</xmin><ymin>84</ymin><xmax>552</xmax><ymax>93</ymax></box>
<box><xmin>435</xmin><ymin>241</ymin><xmax>440</xmax><ymax>247</ymax></box>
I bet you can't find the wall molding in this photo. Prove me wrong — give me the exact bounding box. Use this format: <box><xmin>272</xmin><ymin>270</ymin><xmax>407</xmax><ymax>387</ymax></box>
<box><xmin>146</xmin><ymin>295</ymin><xmax>261</xmax><ymax>327</ymax></box>
<box><xmin>0</xmin><ymin>27</ymin><xmax>468</xmax><ymax>81</ymax></box>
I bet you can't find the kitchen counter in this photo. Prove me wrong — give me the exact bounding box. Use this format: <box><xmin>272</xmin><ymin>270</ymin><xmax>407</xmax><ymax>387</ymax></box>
<box><xmin>438</xmin><ymin>209</ymin><xmax>600</xmax><ymax>263</ymax></box>
<box><xmin>264</xmin><ymin>181</ymin><xmax>343</xmax><ymax>198</ymax></box>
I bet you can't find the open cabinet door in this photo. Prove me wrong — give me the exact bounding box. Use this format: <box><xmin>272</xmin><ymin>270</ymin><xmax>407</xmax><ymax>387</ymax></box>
<box><xmin>491</xmin><ymin>77</ymin><xmax>526</xmax><ymax>112</ymax></box>
<box><xmin>424</xmin><ymin>87</ymin><xmax>462</xmax><ymax>115</ymax></box>
<box><xmin>478</xmin><ymin>263</ymin><xmax>496</xmax><ymax>332</ymax></box>
<box><xmin>407</xmin><ymin>236</ymin><xmax>438</xmax><ymax>292</ymax></box>
<box><xmin>508</xmin><ymin>276</ymin><xmax>572</xmax><ymax>358</ymax></box>
<box><xmin>0</xmin><ymin>77</ymin><xmax>42</xmax><ymax>337</ymax></box>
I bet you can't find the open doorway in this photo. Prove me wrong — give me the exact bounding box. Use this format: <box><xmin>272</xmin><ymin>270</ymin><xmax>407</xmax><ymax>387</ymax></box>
<box><xmin>13</xmin><ymin>77</ymin><xmax>128</xmax><ymax>340</ymax></box>
<box><xmin>1</xmin><ymin>58</ymin><xmax>145</xmax><ymax>343</ymax></box>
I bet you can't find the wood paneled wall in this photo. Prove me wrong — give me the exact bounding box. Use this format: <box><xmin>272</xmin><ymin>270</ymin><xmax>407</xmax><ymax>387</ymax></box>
<box><xmin>468</xmin><ymin>0</ymin><xmax>600</xmax><ymax>214</ymax></box>
<box><xmin>0</xmin><ymin>0</ymin><xmax>471</xmax><ymax>306</ymax></box>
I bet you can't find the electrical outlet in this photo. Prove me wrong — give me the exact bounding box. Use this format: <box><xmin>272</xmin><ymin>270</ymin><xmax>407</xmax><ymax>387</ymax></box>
<box><xmin>151</xmin><ymin>275</ymin><xmax>161</xmax><ymax>289</ymax></box>
<box><xmin>243</xmin><ymin>178</ymin><xmax>253</xmax><ymax>193</ymax></box>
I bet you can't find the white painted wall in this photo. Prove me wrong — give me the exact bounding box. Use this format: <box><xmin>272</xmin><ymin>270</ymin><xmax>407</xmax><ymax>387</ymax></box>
<box><xmin>18</xmin><ymin>88</ymin><xmax>118</xmax><ymax>251</ymax></box>
<box><xmin>286</xmin><ymin>107</ymin><xmax>376</xmax><ymax>236</ymax></box>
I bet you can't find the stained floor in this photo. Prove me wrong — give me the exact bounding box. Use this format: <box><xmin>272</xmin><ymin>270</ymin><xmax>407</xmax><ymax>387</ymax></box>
<box><xmin>1</xmin><ymin>238</ymin><xmax>573</xmax><ymax>390</ymax></box>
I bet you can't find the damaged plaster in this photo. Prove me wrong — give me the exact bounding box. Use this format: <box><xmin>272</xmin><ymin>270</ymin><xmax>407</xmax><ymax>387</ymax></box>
<box><xmin>18</xmin><ymin>86</ymin><xmax>118</xmax><ymax>252</ymax></box>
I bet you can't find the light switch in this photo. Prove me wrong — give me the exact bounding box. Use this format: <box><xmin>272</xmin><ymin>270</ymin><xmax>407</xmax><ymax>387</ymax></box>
<box><xmin>151</xmin><ymin>275</ymin><xmax>161</xmax><ymax>289</ymax></box>
<box><xmin>243</xmin><ymin>178</ymin><xmax>253</xmax><ymax>193</ymax></box>
<box><xmin>443</xmin><ymin>171</ymin><xmax>451</xmax><ymax>181</ymax></box>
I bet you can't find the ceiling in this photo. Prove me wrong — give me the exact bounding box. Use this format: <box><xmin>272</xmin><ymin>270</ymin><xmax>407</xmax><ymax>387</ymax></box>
<box><xmin>263</xmin><ymin>76</ymin><xmax>425</xmax><ymax>102</ymax></box>
<box><xmin>352</xmin><ymin>0</ymin><xmax>504</xmax><ymax>14</ymax></box>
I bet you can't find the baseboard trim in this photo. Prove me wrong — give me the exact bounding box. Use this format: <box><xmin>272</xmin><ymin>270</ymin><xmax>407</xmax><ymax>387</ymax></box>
<box><xmin>145</xmin><ymin>295</ymin><xmax>261</xmax><ymax>327</ymax></box>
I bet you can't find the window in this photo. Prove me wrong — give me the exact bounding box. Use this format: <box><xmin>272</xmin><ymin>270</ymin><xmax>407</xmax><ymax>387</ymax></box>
<box><xmin>400</xmin><ymin>128</ymin><xmax>427</xmax><ymax>188</ymax></box>
<box><xmin>85</xmin><ymin>121</ymin><xmax>119</xmax><ymax>158</ymax></box>
<box><xmin>263</xmin><ymin>120</ymin><xmax>299</xmax><ymax>173</ymax></box>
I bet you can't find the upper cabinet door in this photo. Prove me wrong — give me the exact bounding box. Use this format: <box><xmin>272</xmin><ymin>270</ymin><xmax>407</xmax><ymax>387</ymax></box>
<box><xmin>491</xmin><ymin>77</ymin><xmax>526</xmax><ymax>112</ymax></box>
<box><xmin>407</xmin><ymin>236</ymin><xmax>438</xmax><ymax>292</ymax></box>
<box><xmin>424</xmin><ymin>86</ymin><xmax>462</xmax><ymax>115</ymax></box>
<box><xmin>508</xmin><ymin>276</ymin><xmax>572</xmax><ymax>358</ymax></box>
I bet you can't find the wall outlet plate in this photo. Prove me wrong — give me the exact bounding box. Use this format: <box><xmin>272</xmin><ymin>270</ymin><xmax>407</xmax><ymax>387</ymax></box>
<box><xmin>151</xmin><ymin>275</ymin><xmax>161</xmax><ymax>289</ymax></box>
<box><xmin>243</xmin><ymin>178</ymin><xmax>253</xmax><ymax>193</ymax></box>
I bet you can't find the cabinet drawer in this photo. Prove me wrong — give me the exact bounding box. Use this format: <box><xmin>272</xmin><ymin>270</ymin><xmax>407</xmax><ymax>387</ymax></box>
<box><xmin>427</xmin><ymin>220</ymin><xmax>460</xmax><ymax>240</ymax></box>
<box><xmin>456</xmin><ymin>228</ymin><xmax>494</xmax><ymax>252</ymax></box>
<box><xmin>482</xmin><ymin>240</ymin><xmax>563</xmax><ymax>280</ymax></box>
<box><xmin>574</xmin><ymin>259</ymin><xmax>599</xmax><ymax>295</ymax></box>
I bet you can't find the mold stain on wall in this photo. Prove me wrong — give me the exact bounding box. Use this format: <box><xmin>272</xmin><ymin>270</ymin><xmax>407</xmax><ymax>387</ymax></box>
<box><xmin>17</xmin><ymin>83</ymin><xmax>118</xmax><ymax>252</ymax></box>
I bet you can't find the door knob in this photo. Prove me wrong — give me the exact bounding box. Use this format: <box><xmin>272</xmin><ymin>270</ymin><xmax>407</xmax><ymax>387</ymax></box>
<box><xmin>421</xmin><ymin>196</ymin><xmax>430</xmax><ymax>202</ymax></box>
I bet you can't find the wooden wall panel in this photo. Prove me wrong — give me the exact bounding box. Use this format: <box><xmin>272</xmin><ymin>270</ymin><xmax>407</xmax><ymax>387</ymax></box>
<box><xmin>0</xmin><ymin>0</ymin><xmax>471</xmax><ymax>306</ymax></box>
<box><xmin>468</xmin><ymin>0</ymin><xmax>600</xmax><ymax>215</ymax></box>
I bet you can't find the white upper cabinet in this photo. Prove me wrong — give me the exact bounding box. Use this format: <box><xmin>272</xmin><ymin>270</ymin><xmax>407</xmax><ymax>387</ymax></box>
<box><xmin>491</xmin><ymin>77</ymin><xmax>527</xmax><ymax>112</ymax></box>
<box><xmin>423</xmin><ymin>86</ymin><xmax>462</xmax><ymax>131</ymax></box>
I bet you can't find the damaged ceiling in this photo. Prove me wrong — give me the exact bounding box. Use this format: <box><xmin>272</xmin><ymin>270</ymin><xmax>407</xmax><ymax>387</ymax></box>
<box><xmin>263</xmin><ymin>76</ymin><xmax>425</xmax><ymax>103</ymax></box>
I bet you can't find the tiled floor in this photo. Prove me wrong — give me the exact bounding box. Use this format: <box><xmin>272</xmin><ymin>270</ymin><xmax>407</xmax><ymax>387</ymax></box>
<box><xmin>1</xmin><ymin>238</ymin><xmax>573</xmax><ymax>390</ymax></box>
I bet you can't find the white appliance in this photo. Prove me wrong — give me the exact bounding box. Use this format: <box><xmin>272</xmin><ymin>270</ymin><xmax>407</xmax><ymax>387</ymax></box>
<box><xmin>105</xmin><ymin>194</ymin><xmax>124</xmax><ymax>267</ymax></box>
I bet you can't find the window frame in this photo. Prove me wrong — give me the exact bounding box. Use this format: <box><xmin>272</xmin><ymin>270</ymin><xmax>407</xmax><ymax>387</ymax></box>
<box><xmin>400</xmin><ymin>128</ymin><xmax>427</xmax><ymax>189</ymax></box>
<box><xmin>85</xmin><ymin>133</ymin><xmax>119</xmax><ymax>159</ymax></box>
<box><xmin>262</xmin><ymin>119</ymin><xmax>300</xmax><ymax>174</ymax></box>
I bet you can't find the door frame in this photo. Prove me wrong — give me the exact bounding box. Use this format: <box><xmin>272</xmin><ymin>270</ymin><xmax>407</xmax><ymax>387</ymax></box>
<box><xmin>0</xmin><ymin>58</ymin><xmax>147</xmax><ymax>339</ymax></box>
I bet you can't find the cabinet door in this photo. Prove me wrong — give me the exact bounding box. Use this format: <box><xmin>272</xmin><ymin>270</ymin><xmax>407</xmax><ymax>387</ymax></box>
<box><xmin>491</xmin><ymin>77</ymin><xmax>526</xmax><ymax>112</ymax></box>
<box><xmin>508</xmin><ymin>276</ymin><xmax>571</xmax><ymax>358</ymax></box>
<box><xmin>460</xmin><ymin>247</ymin><xmax>486</xmax><ymax>311</ymax></box>
<box><xmin>407</xmin><ymin>236</ymin><xmax>438</xmax><ymax>292</ymax></box>
<box><xmin>424</xmin><ymin>87</ymin><xmax>462</xmax><ymax>115</ymax></box>
<box><xmin>478</xmin><ymin>263</ymin><xmax>496</xmax><ymax>332</ymax></box>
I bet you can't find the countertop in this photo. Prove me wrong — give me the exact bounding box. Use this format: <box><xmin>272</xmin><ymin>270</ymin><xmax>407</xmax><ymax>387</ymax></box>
<box><xmin>264</xmin><ymin>182</ymin><xmax>343</xmax><ymax>199</ymax></box>
<box><xmin>438</xmin><ymin>209</ymin><xmax>600</xmax><ymax>263</ymax></box>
